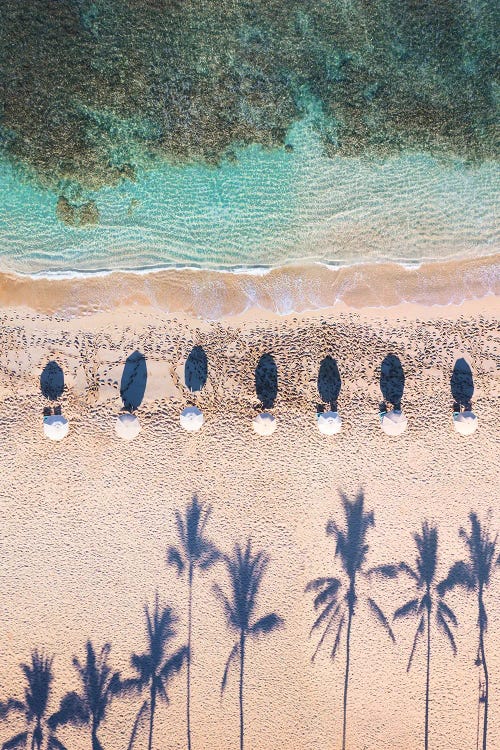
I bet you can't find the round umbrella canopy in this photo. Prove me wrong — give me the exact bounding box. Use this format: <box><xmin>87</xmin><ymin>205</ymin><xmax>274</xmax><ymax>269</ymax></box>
<box><xmin>380</xmin><ymin>410</ymin><xmax>407</xmax><ymax>436</ymax></box>
<box><xmin>115</xmin><ymin>413</ymin><xmax>141</xmax><ymax>440</ymax></box>
<box><xmin>43</xmin><ymin>414</ymin><xmax>69</xmax><ymax>441</ymax></box>
<box><xmin>317</xmin><ymin>411</ymin><xmax>342</xmax><ymax>435</ymax></box>
<box><xmin>180</xmin><ymin>406</ymin><xmax>204</xmax><ymax>432</ymax></box>
<box><xmin>453</xmin><ymin>411</ymin><xmax>478</xmax><ymax>436</ymax></box>
<box><xmin>253</xmin><ymin>412</ymin><xmax>277</xmax><ymax>436</ymax></box>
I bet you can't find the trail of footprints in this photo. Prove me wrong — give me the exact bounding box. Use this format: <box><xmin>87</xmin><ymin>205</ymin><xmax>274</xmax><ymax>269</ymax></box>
<box><xmin>0</xmin><ymin>311</ymin><xmax>497</xmax><ymax>427</ymax></box>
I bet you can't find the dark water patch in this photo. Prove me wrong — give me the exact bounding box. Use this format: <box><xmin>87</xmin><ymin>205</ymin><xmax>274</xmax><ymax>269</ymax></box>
<box><xmin>0</xmin><ymin>0</ymin><xmax>497</xmax><ymax>201</ymax></box>
<box><xmin>56</xmin><ymin>197</ymin><xmax>100</xmax><ymax>226</ymax></box>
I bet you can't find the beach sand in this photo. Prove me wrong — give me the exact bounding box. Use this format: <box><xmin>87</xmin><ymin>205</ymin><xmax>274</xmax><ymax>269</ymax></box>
<box><xmin>0</xmin><ymin>253</ymin><xmax>498</xmax><ymax>320</ymax></box>
<box><xmin>0</xmin><ymin>295</ymin><xmax>499</xmax><ymax>749</ymax></box>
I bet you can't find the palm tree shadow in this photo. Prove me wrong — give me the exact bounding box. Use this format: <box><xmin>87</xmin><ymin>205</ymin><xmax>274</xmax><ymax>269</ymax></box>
<box><xmin>255</xmin><ymin>354</ymin><xmax>278</xmax><ymax>409</ymax></box>
<box><xmin>306</xmin><ymin>490</ymin><xmax>394</xmax><ymax>750</ymax></box>
<box><xmin>214</xmin><ymin>540</ymin><xmax>283</xmax><ymax>750</ymax></box>
<box><xmin>439</xmin><ymin>511</ymin><xmax>498</xmax><ymax>750</ymax></box>
<box><xmin>317</xmin><ymin>356</ymin><xmax>341</xmax><ymax>412</ymax></box>
<box><xmin>380</xmin><ymin>354</ymin><xmax>405</xmax><ymax>411</ymax></box>
<box><xmin>127</xmin><ymin>595</ymin><xmax>188</xmax><ymax>750</ymax></box>
<box><xmin>185</xmin><ymin>346</ymin><xmax>208</xmax><ymax>393</ymax></box>
<box><xmin>0</xmin><ymin>650</ymin><xmax>59</xmax><ymax>750</ymax></box>
<box><xmin>383</xmin><ymin>522</ymin><xmax>459</xmax><ymax>750</ymax></box>
<box><xmin>451</xmin><ymin>358</ymin><xmax>474</xmax><ymax>411</ymax></box>
<box><xmin>166</xmin><ymin>496</ymin><xmax>219</xmax><ymax>750</ymax></box>
<box><xmin>40</xmin><ymin>361</ymin><xmax>64</xmax><ymax>402</ymax></box>
<box><xmin>48</xmin><ymin>642</ymin><xmax>122</xmax><ymax>750</ymax></box>
<box><xmin>120</xmin><ymin>351</ymin><xmax>147</xmax><ymax>412</ymax></box>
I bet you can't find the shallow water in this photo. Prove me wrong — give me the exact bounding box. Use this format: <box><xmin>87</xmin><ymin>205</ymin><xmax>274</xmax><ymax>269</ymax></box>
<box><xmin>0</xmin><ymin>0</ymin><xmax>498</xmax><ymax>277</ymax></box>
<box><xmin>0</xmin><ymin>118</ymin><xmax>498</xmax><ymax>276</ymax></box>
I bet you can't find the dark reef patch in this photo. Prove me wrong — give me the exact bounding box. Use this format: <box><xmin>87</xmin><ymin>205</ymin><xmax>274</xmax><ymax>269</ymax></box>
<box><xmin>56</xmin><ymin>196</ymin><xmax>100</xmax><ymax>227</ymax></box>
<box><xmin>0</xmin><ymin>0</ymin><xmax>497</xmax><ymax>197</ymax></box>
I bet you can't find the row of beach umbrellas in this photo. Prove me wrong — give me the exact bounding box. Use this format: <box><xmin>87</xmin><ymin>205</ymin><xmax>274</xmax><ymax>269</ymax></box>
<box><xmin>252</xmin><ymin>409</ymin><xmax>478</xmax><ymax>437</ymax></box>
<box><xmin>42</xmin><ymin>406</ymin><xmax>478</xmax><ymax>441</ymax></box>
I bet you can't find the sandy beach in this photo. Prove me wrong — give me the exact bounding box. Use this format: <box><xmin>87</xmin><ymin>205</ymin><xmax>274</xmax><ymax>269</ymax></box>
<box><xmin>1</xmin><ymin>1</ymin><xmax>498</xmax><ymax>746</ymax></box>
<box><xmin>0</xmin><ymin>253</ymin><xmax>498</xmax><ymax>320</ymax></box>
<box><xmin>0</xmin><ymin>293</ymin><xmax>498</xmax><ymax>749</ymax></box>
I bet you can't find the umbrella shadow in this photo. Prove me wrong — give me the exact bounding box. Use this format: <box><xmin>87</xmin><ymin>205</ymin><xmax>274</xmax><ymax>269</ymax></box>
<box><xmin>380</xmin><ymin>354</ymin><xmax>405</xmax><ymax>412</ymax></box>
<box><xmin>255</xmin><ymin>354</ymin><xmax>278</xmax><ymax>409</ymax></box>
<box><xmin>185</xmin><ymin>346</ymin><xmax>208</xmax><ymax>393</ymax></box>
<box><xmin>40</xmin><ymin>361</ymin><xmax>64</xmax><ymax>410</ymax></box>
<box><xmin>451</xmin><ymin>358</ymin><xmax>474</xmax><ymax>411</ymax></box>
<box><xmin>317</xmin><ymin>356</ymin><xmax>341</xmax><ymax>412</ymax></box>
<box><xmin>120</xmin><ymin>351</ymin><xmax>147</xmax><ymax>412</ymax></box>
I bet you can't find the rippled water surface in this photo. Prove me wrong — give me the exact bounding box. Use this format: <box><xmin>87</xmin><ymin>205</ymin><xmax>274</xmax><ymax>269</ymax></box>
<box><xmin>1</xmin><ymin>119</ymin><xmax>498</xmax><ymax>275</ymax></box>
<box><xmin>0</xmin><ymin>0</ymin><xmax>498</xmax><ymax>274</ymax></box>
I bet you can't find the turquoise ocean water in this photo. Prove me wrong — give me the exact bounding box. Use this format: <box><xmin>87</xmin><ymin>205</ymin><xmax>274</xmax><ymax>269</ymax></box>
<box><xmin>0</xmin><ymin>1</ymin><xmax>498</xmax><ymax>278</ymax></box>
<box><xmin>0</xmin><ymin>117</ymin><xmax>498</xmax><ymax>276</ymax></box>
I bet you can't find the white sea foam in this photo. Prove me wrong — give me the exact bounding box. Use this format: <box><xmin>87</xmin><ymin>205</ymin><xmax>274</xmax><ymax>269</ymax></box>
<box><xmin>4</xmin><ymin>249</ymin><xmax>500</xmax><ymax>283</ymax></box>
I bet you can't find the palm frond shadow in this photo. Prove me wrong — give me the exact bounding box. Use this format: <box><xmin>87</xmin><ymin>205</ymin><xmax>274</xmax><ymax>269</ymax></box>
<box><xmin>439</xmin><ymin>511</ymin><xmax>499</xmax><ymax>750</ymax></box>
<box><xmin>126</xmin><ymin>594</ymin><xmax>187</xmax><ymax>750</ymax></box>
<box><xmin>371</xmin><ymin>521</ymin><xmax>458</xmax><ymax>750</ymax></box>
<box><xmin>215</xmin><ymin>539</ymin><xmax>283</xmax><ymax>750</ymax></box>
<box><xmin>1</xmin><ymin>650</ymin><xmax>62</xmax><ymax>750</ymax></box>
<box><xmin>48</xmin><ymin>641</ymin><xmax>121</xmax><ymax>750</ymax></box>
<box><xmin>166</xmin><ymin>495</ymin><xmax>220</xmax><ymax>750</ymax></box>
<box><xmin>306</xmin><ymin>490</ymin><xmax>393</xmax><ymax>750</ymax></box>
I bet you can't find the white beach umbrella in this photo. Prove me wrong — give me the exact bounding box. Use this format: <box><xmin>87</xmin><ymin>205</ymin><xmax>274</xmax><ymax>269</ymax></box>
<box><xmin>453</xmin><ymin>411</ymin><xmax>478</xmax><ymax>436</ymax></box>
<box><xmin>317</xmin><ymin>411</ymin><xmax>342</xmax><ymax>435</ymax></box>
<box><xmin>115</xmin><ymin>413</ymin><xmax>141</xmax><ymax>441</ymax></box>
<box><xmin>43</xmin><ymin>414</ymin><xmax>69</xmax><ymax>441</ymax></box>
<box><xmin>380</xmin><ymin>410</ymin><xmax>407</xmax><ymax>436</ymax></box>
<box><xmin>180</xmin><ymin>406</ymin><xmax>204</xmax><ymax>432</ymax></box>
<box><xmin>253</xmin><ymin>412</ymin><xmax>277</xmax><ymax>436</ymax></box>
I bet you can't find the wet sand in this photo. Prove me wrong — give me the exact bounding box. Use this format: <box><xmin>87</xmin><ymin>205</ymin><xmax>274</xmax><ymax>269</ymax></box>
<box><xmin>0</xmin><ymin>296</ymin><xmax>499</xmax><ymax>749</ymax></box>
<box><xmin>0</xmin><ymin>253</ymin><xmax>498</xmax><ymax>319</ymax></box>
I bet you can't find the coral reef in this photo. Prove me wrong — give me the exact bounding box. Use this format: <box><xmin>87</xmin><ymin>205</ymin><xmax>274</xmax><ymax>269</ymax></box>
<box><xmin>56</xmin><ymin>196</ymin><xmax>100</xmax><ymax>226</ymax></box>
<box><xmin>0</xmin><ymin>0</ymin><xmax>497</xmax><ymax>195</ymax></box>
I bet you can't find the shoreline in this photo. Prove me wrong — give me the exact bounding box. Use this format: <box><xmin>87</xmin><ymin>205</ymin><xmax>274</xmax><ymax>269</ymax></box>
<box><xmin>4</xmin><ymin>245</ymin><xmax>500</xmax><ymax>279</ymax></box>
<box><xmin>1</xmin><ymin>253</ymin><xmax>498</xmax><ymax>319</ymax></box>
